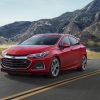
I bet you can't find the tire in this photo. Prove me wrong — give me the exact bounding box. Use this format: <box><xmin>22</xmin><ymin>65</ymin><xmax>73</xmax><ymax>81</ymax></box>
<box><xmin>48</xmin><ymin>57</ymin><xmax>60</xmax><ymax>78</ymax></box>
<box><xmin>78</xmin><ymin>56</ymin><xmax>87</xmax><ymax>71</ymax></box>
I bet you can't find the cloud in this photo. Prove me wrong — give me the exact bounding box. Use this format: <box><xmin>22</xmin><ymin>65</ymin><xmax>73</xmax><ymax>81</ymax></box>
<box><xmin>0</xmin><ymin>0</ymin><xmax>93</xmax><ymax>26</ymax></box>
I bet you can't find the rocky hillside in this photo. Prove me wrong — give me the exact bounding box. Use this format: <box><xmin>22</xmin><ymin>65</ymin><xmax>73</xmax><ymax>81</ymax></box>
<box><xmin>0</xmin><ymin>21</ymin><xmax>31</xmax><ymax>38</ymax></box>
<box><xmin>0</xmin><ymin>36</ymin><xmax>8</xmax><ymax>44</ymax></box>
<box><xmin>0</xmin><ymin>0</ymin><xmax>100</xmax><ymax>45</ymax></box>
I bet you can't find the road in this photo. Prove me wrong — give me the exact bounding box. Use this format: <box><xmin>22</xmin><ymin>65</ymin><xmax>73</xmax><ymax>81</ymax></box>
<box><xmin>0</xmin><ymin>59</ymin><xmax>100</xmax><ymax>100</ymax></box>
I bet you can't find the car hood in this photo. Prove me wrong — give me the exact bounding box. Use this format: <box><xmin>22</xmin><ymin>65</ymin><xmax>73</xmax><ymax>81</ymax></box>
<box><xmin>5</xmin><ymin>45</ymin><xmax>54</xmax><ymax>55</ymax></box>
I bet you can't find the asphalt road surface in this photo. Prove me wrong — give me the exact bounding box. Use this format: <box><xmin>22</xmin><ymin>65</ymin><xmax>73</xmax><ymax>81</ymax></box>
<box><xmin>0</xmin><ymin>59</ymin><xmax>100</xmax><ymax>100</ymax></box>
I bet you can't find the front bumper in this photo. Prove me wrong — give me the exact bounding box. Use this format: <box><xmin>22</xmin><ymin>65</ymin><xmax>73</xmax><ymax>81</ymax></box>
<box><xmin>0</xmin><ymin>56</ymin><xmax>51</xmax><ymax>74</ymax></box>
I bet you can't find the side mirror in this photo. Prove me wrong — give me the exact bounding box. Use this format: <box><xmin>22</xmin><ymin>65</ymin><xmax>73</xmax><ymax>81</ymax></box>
<box><xmin>60</xmin><ymin>43</ymin><xmax>70</xmax><ymax>48</ymax></box>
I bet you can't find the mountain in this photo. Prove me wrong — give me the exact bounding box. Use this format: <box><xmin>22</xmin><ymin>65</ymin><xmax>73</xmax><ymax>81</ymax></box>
<box><xmin>0</xmin><ymin>0</ymin><xmax>100</xmax><ymax>46</ymax></box>
<box><xmin>0</xmin><ymin>36</ymin><xmax>9</xmax><ymax>44</ymax></box>
<box><xmin>0</xmin><ymin>21</ymin><xmax>31</xmax><ymax>38</ymax></box>
<box><xmin>82</xmin><ymin>22</ymin><xmax>100</xmax><ymax>40</ymax></box>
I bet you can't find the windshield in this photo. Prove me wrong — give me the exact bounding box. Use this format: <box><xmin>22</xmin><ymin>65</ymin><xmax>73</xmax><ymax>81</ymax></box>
<box><xmin>19</xmin><ymin>35</ymin><xmax>60</xmax><ymax>45</ymax></box>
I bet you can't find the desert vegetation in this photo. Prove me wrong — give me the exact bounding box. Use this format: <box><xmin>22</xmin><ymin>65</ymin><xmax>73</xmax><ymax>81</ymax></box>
<box><xmin>87</xmin><ymin>49</ymin><xmax>100</xmax><ymax>59</ymax></box>
<box><xmin>0</xmin><ymin>44</ymin><xmax>14</xmax><ymax>53</ymax></box>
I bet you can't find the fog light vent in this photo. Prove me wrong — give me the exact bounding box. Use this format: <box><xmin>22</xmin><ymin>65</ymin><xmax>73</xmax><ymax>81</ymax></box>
<box><xmin>34</xmin><ymin>61</ymin><xmax>45</xmax><ymax>69</ymax></box>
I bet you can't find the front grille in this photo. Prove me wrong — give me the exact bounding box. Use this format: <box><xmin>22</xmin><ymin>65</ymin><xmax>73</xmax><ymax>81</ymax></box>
<box><xmin>1</xmin><ymin>58</ymin><xmax>31</xmax><ymax>69</ymax></box>
<box><xmin>6</xmin><ymin>54</ymin><xmax>27</xmax><ymax>56</ymax></box>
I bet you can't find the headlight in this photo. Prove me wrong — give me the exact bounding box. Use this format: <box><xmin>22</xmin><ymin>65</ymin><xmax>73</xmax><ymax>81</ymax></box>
<box><xmin>27</xmin><ymin>51</ymin><xmax>49</xmax><ymax>58</ymax></box>
<box><xmin>1</xmin><ymin>51</ymin><xmax>7</xmax><ymax>57</ymax></box>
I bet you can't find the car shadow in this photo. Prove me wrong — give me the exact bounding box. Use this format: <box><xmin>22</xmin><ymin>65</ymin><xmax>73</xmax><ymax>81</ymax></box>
<box><xmin>3</xmin><ymin>59</ymin><xmax>98</xmax><ymax>87</ymax></box>
<box><xmin>4</xmin><ymin>69</ymin><xmax>83</xmax><ymax>86</ymax></box>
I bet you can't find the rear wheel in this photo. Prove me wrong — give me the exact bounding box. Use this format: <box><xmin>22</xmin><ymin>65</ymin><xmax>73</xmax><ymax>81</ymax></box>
<box><xmin>78</xmin><ymin>56</ymin><xmax>87</xmax><ymax>71</ymax></box>
<box><xmin>48</xmin><ymin>57</ymin><xmax>60</xmax><ymax>78</ymax></box>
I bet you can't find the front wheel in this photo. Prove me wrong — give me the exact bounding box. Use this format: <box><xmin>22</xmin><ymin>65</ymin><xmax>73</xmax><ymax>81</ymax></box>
<box><xmin>48</xmin><ymin>57</ymin><xmax>60</xmax><ymax>78</ymax></box>
<box><xmin>78</xmin><ymin>56</ymin><xmax>87</xmax><ymax>71</ymax></box>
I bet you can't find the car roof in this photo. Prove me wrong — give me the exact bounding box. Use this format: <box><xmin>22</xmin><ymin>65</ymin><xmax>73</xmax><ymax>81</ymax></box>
<box><xmin>33</xmin><ymin>33</ymin><xmax>79</xmax><ymax>41</ymax></box>
<box><xmin>35</xmin><ymin>33</ymin><xmax>72</xmax><ymax>37</ymax></box>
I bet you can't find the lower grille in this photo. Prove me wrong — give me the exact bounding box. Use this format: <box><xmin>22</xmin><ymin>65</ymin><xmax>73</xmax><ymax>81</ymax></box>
<box><xmin>34</xmin><ymin>61</ymin><xmax>45</xmax><ymax>69</ymax></box>
<box><xmin>1</xmin><ymin>58</ymin><xmax>31</xmax><ymax>69</ymax></box>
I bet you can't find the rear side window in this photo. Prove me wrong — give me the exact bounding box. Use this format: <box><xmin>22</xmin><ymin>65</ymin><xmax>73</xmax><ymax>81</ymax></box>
<box><xmin>59</xmin><ymin>36</ymin><xmax>70</xmax><ymax>46</ymax></box>
<box><xmin>69</xmin><ymin>36</ymin><xmax>79</xmax><ymax>45</ymax></box>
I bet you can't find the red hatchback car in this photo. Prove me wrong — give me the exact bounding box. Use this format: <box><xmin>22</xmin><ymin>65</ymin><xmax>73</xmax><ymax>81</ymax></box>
<box><xmin>0</xmin><ymin>34</ymin><xmax>87</xmax><ymax>77</ymax></box>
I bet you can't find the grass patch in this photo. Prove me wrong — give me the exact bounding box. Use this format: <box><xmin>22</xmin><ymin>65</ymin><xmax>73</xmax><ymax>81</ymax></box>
<box><xmin>87</xmin><ymin>50</ymin><xmax>100</xmax><ymax>59</ymax></box>
<box><xmin>0</xmin><ymin>44</ymin><xmax>13</xmax><ymax>53</ymax></box>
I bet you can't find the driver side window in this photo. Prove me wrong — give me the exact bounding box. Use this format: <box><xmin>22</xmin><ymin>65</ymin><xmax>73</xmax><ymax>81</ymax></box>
<box><xmin>59</xmin><ymin>36</ymin><xmax>70</xmax><ymax>46</ymax></box>
<box><xmin>69</xmin><ymin>36</ymin><xmax>79</xmax><ymax>46</ymax></box>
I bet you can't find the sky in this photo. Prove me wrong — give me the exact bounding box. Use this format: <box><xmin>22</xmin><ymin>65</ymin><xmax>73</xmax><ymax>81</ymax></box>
<box><xmin>0</xmin><ymin>0</ymin><xmax>93</xmax><ymax>26</ymax></box>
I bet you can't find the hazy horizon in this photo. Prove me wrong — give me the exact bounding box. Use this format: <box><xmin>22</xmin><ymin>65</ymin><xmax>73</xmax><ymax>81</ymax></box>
<box><xmin>0</xmin><ymin>0</ymin><xmax>93</xmax><ymax>27</ymax></box>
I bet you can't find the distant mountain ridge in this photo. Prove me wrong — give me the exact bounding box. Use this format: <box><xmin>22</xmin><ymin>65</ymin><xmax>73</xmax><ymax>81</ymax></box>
<box><xmin>0</xmin><ymin>0</ymin><xmax>100</xmax><ymax>45</ymax></box>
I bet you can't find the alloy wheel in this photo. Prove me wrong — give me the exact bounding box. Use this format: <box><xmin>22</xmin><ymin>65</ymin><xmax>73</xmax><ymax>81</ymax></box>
<box><xmin>50</xmin><ymin>57</ymin><xmax>60</xmax><ymax>77</ymax></box>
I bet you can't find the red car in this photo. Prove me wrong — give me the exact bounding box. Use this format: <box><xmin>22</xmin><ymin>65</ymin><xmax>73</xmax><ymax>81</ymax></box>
<box><xmin>0</xmin><ymin>34</ymin><xmax>87</xmax><ymax>77</ymax></box>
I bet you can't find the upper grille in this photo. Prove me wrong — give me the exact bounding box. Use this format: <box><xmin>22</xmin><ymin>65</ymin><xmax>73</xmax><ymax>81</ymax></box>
<box><xmin>1</xmin><ymin>58</ymin><xmax>31</xmax><ymax>69</ymax></box>
<box><xmin>6</xmin><ymin>54</ymin><xmax>27</xmax><ymax>56</ymax></box>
